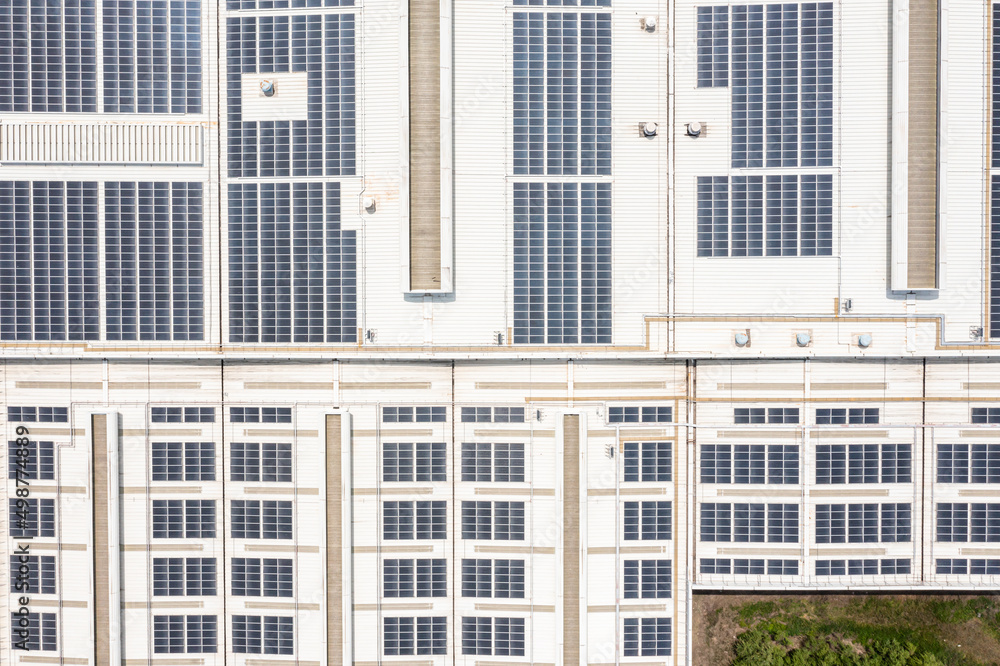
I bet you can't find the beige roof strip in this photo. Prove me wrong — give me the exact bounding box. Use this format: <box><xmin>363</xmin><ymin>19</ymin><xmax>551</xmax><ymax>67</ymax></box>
<box><xmin>906</xmin><ymin>0</ymin><xmax>938</xmax><ymax>289</ymax></box>
<box><xmin>408</xmin><ymin>0</ymin><xmax>442</xmax><ymax>291</ymax></box>
<box><xmin>563</xmin><ymin>415</ymin><xmax>581</xmax><ymax>666</ymax></box>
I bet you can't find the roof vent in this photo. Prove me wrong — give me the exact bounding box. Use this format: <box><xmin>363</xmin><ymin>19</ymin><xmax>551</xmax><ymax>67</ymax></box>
<box><xmin>735</xmin><ymin>332</ymin><xmax>750</xmax><ymax>347</ymax></box>
<box><xmin>686</xmin><ymin>121</ymin><xmax>703</xmax><ymax>137</ymax></box>
<box><xmin>363</xmin><ymin>195</ymin><xmax>376</xmax><ymax>212</ymax></box>
<box><xmin>642</xmin><ymin>16</ymin><xmax>657</xmax><ymax>31</ymax></box>
<box><xmin>260</xmin><ymin>80</ymin><xmax>275</xmax><ymax>96</ymax></box>
<box><xmin>642</xmin><ymin>121</ymin><xmax>659</xmax><ymax>137</ymax></box>
<box><xmin>858</xmin><ymin>334</ymin><xmax>873</xmax><ymax>348</ymax></box>
<box><xmin>795</xmin><ymin>332</ymin><xmax>811</xmax><ymax>347</ymax></box>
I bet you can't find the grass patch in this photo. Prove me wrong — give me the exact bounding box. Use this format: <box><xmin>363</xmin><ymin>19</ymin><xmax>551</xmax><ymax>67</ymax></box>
<box><xmin>725</xmin><ymin>595</ymin><xmax>1000</xmax><ymax>666</ymax></box>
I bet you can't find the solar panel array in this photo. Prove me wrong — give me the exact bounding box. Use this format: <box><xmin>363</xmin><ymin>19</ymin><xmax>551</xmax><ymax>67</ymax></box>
<box><xmin>512</xmin><ymin>11</ymin><xmax>611</xmax><ymax>175</ymax></box>
<box><xmin>225</xmin><ymin>13</ymin><xmax>355</xmax><ymax>178</ymax></box>
<box><xmin>512</xmin><ymin>182</ymin><xmax>612</xmax><ymax>344</ymax></box>
<box><xmin>817</xmin><ymin>558</ymin><xmax>910</xmax><ymax>576</ymax></box>
<box><xmin>701</xmin><ymin>558</ymin><xmax>799</xmax><ymax>575</ymax></box>
<box><xmin>227</xmin><ymin>182</ymin><xmax>356</xmax><ymax>343</ymax></box>
<box><xmin>700</xmin><ymin>444</ymin><xmax>799</xmax><ymax>484</ymax></box>
<box><xmin>511</xmin><ymin>1</ymin><xmax>613</xmax><ymax>345</ymax></box>
<box><xmin>993</xmin><ymin>5</ymin><xmax>1000</xmax><ymax>170</ymax></box>
<box><xmin>105</xmin><ymin>182</ymin><xmax>204</xmax><ymax>341</ymax></box>
<box><xmin>991</xmin><ymin>176</ymin><xmax>1000</xmax><ymax>338</ymax></box>
<box><xmin>0</xmin><ymin>0</ymin><xmax>202</xmax><ymax>114</ymax></box>
<box><xmin>0</xmin><ymin>0</ymin><xmax>98</xmax><ymax>112</ymax></box>
<box><xmin>0</xmin><ymin>0</ymin><xmax>202</xmax><ymax>113</ymax></box>
<box><xmin>815</xmin><ymin>503</ymin><xmax>911</xmax><ymax>543</ymax></box>
<box><xmin>937</xmin><ymin>503</ymin><xmax>1000</xmax><ymax>543</ymax></box>
<box><xmin>697</xmin><ymin>174</ymin><xmax>833</xmax><ymax>257</ymax></box>
<box><xmin>0</xmin><ymin>181</ymin><xmax>100</xmax><ymax>341</ymax></box>
<box><xmin>513</xmin><ymin>0</ymin><xmax>610</xmax><ymax>5</ymax></box>
<box><xmin>696</xmin><ymin>5</ymin><xmax>728</xmax><ymax>88</ymax></box>
<box><xmin>938</xmin><ymin>444</ymin><xmax>1000</xmax><ymax>483</ymax></box>
<box><xmin>222</xmin><ymin>0</ymin><xmax>358</xmax><ymax>346</ymax></box>
<box><xmin>695</xmin><ymin>3</ymin><xmax>835</xmax><ymax>262</ymax></box>
<box><xmin>0</xmin><ymin>180</ymin><xmax>206</xmax><ymax>342</ymax></box>
<box><xmin>697</xmin><ymin>2</ymin><xmax>834</xmax><ymax>168</ymax></box>
<box><xmin>227</xmin><ymin>0</ymin><xmax>351</xmax><ymax>9</ymax></box>
<box><xmin>103</xmin><ymin>0</ymin><xmax>202</xmax><ymax>113</ymax></box>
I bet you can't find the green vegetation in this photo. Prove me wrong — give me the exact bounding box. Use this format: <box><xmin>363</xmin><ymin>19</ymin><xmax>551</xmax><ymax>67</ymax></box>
<box><xmin>726</xmin><ymin>596</ymin><xmax>1000</xmax><ymax>666</ymax></box>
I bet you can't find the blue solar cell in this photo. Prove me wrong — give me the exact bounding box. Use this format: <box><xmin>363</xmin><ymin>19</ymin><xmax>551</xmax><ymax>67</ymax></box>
<box><xmin>623</xmin><ymin>617</ymin><xmax>671</xmax><ymax>657</ymax></box>
<box><xmin>819</xmin><ymin>503</ymin><xmax>911</xmax><ymax>543</ymax></box>
<box><xmin>28</xmin><ymin>0</ymin><xmax>62</xmax><ymax>112</ymax></box>
<box><xmin>847</xmin><ymin>444</ymin><xmax>878</xmax><ymax>483</ymax></box>
<box><xmin>994</xmin><ymin>7</ymin><xmax>1000</xmax><ymax>169</ymax></box>
<box><xmin>765</xmin><ymin>174</ymin><xmax>797</xmax><ymax>256</ymax></box>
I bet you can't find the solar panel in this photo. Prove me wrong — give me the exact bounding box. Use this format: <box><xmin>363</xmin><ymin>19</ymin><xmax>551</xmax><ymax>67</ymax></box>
<box><xmin>994</xmin><ymin>5</ymin><xmax>1000</xmax><ymax>168</ymax></box>
<box><xmin>227</xmin><ymin>0</ymin><xmax>352</xmax><ymax>10</ymax></box>
<box><xmin>0</xmin><ymin>181</ymin><xmax>100</xmax><ymax>341</ymax></box>
<box><xmin>731</xmin><ymin>4</ymin><xmax>765</xmax><ymax>167</ymax></box>
<box><xmin>0</xmin><ymin>0</ymin><xmax>98</xmax><ymax>112</ymax></box>
<box><xmin>766</xmin><ymin>174</ymin><xmax>798</xmax><ymax>256</ymax></box>
<box><xmin>765</xmin><ymin>3</ymin><xmax>798</xmax><ymax>167</ymax></box>
<box><xmin>104</xmin><ymin>182</ymin><xmax>205</xmax><ymax>341</ymax></box>
<box><xmin>697</xmin><ymin>5</ymin><xmax>728</xmax><ymax>87</ymax></box>
<box><xmin>513</xmin><ymin>0</ymin><xmax>610</xmax><ymax>5</ymax></box>
<box><xmin>104</xmin><ymin>0</ymin><xmax>200</xmax><ymax>113</ymax></box>
<box><xmin>697</xmin><ymin>175</ymin><xmax>832</xmax><ymax>257</ymax></box>
<box><xmin>991</xmin><ymin>177</ymin><xmax>1000</xmax><ymax>337</ymax></box>
<box><xmin>696</xmin><ymin>176</ymin><xmax>728</xmax><ymax>257</ymax></box>
<box><xmin>225</xmin><ymin>13</ymin><xmax>355</xmax><ymax>178</ymax></box>
<box><xmin>513</xmin><ymin>181</ymin><xmax>611</xmax><ymax>343</ymax></box>
<box><xmin>727</xmin><ymin>2</ymin><xmax>832</xmax><ymax>168</ymax></box>
<box><xmin>512</xmin><ymin>11</ymin><xmax>610</xmax><ymax>176</ymax></box>
<box><xmin>31</xmin><ymin>0</ymin><xmax>65</xmax><ymax>112</ymax></box>
<box><xmin>227</xmin><ymin>182</ymin><xmax>357</xmax><ymax>343</ymax></box>
<box><xmin>65</xmin><ymin>0</ymin><xmax>99</xmax><ymax>112</ymax></box>
<box><xmin>801</xmin><ymin>2</ymin><xmax>834</xmax><ymax>166</ymax></box>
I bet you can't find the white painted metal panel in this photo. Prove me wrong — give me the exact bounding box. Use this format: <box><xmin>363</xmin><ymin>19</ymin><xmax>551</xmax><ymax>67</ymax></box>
<box><xmin>0</xmin><ymin>123</ymin><xmax>205</xmax><ymax>165</ymax></box>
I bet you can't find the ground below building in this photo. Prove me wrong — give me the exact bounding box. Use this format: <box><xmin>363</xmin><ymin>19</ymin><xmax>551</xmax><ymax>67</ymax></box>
<box><xmin>693</xmin><ymin>593</ymin><xmax>1000</xmax><ymax>665</ymax></box>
